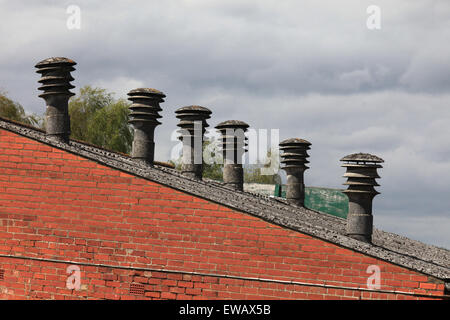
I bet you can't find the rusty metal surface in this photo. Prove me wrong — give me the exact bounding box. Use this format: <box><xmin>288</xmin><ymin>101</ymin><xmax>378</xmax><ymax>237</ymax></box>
<box><xmin>215</xmin><ymin>120</ymin><xmax>249</xmax><ymax>130</ymax></box>
<box><xmin>35</xmin><ymin>57</ymin><xmax>77</xmax><ymax>67</ymax></box>
<box><xmin>128</xmin><ymin>87</ymin><xmax>166</xmax><ymax>97</ymax></box>
<box><xmin>341</xmin><ymin>152</ymin><xmax>384</xmax><ymax>163</ymax></box>
<box><xmin>279</xmin><ymin>138</ymin><xmax>311</xmax><ymax>146</ymax></box>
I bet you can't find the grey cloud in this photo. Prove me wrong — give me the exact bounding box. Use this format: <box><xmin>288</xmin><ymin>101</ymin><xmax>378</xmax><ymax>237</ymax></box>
<box><xmin>0</xmin><ymin>0</ymin><xmax>449</xmax><ymax>247</ymax></box>
<box><xmin>375</xmin><ymin>215</ymin><xmax>450</xmax><ymax>249</ymax></box>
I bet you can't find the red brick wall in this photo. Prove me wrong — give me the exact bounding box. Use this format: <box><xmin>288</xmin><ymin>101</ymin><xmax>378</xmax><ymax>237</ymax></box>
<box><xmin>0</xmin><ymin>128</ymin><xmax>446</xmax><ymax>300</ymax></box>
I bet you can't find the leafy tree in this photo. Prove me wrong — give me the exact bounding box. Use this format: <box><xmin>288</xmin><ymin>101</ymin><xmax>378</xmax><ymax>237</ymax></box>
<box><xmin>171</xmin><ymin>139</ymin><xmax>281</xmax><ymax>184</ymax></box>
<box><xmin>244</xmin><ymin>148</ymin><xmax>281</xmax><ymax>184</ymax></box>
<box><xmin>68</xmin><ymin>86</ymin><xmax>132</xmax><ymax>154</ymax></box>
<box><xmin>202</xmin><ymin>139</ymin><xmax>223</xmax><ymax>181</ymax></box>
<box><xmin>0</xmin><ymin>92</ymin><xmax>41</xmax><ymax>126</ymax></box>
<box><xmin>169</xmin><ymin>139</ymin><xmax>224</xmax><ymax>181</ymax></box>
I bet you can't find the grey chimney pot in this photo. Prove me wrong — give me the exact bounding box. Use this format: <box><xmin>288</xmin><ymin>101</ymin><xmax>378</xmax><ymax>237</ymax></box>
<box><xmin>341</xmin><ymin>152</ymin><xmax>383</xmax><ymax>243</ymax></box>
<box><xmin>279</xmin><ymin>138</ymin><xmax>311</xmax><ymax>206</ymax></box>
<box><xmin>215</xmin><ymin>120</ymin><xmax>249</xmax><ymax>191</ymax></box>
<box><xmin>35</xmin><ymin>57</ymin><xmax>76</xmax><ymax>142</ymax></box>
<box><xmin>127</xmin><ymin>88</ymin><xmax>165</xmax><ymax>165</ymax></box>
<box><xmin>175</xmin><ymin>105</ymin><xmax>212</xmax><ymax>179</ymax></box>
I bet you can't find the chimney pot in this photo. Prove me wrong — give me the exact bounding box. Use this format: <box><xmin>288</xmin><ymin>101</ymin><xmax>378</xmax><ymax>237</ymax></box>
<box><xmin>175</xmin><ymin>105</ymin><xmax>212</xmax><ymax>179</ymax></box>
<box><xmin>35</xmin><ymin>57</ymin><xmax>76</xmax><ymax>142</ymax></box>
<box><xmin>127</xmin><ymin>88</ymin><xmax>165</xmax><ymax>165</ymax></box>
<box><xmin>341</xmin><ymin>152</ymin><xmax>384</xmax><ymax>243</ymax></box>
<box><xmin>279</xmin><ymin>138</ymin><xmax>311</xmax><ymax>206</ymax></box>
<box><xmin>215</xmin><ymin>120</ymin><xmax>249</xmax><ymax>191</ymax></box>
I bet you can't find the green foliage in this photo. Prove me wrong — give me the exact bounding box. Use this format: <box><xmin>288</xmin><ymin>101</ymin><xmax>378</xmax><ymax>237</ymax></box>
<box><xmin>0</xmin><ymin>92</ymin><xmax>41</xmax><ymax>127</ymax></box>
<box><xmin>167</xmin><ymin>159</ymin><xmax>181</xmax><ymax>170</ymax></box>
<box><xmin>244</xmin><ymin>165</ymin><xmax>280</xmax><ymax>184</ymax></box>
<box><xmin>68</xmin><ymin>86</ymin><xmax>133</xmax><ymax>154</ymax></box>
<box><xmin>244</xmin><ymin>148</ymin><xmax>281</xmax><ymax>185</ymax></box>
<box><xmin>169</xmin><ymin>139</ymin><xmax>224</xmax><ymax>181</ymax></box>
<box><xmin>203</xmin><ymin>162</ymin><xmax>224</xmax><ymax>181</ymax></box>
<box><xmin>202</xmin><ymin>139</ymin><xmax>223</xmax><ymax>181</ymax></box>
<box><xmin>172</xmin><ymin>140</ymin><xmax>280</xmax><ymax>184</ymax></box>
<box><xmin>201</xmin><ymin>140</ymin><xmax>282</xmax><ymax>184</ymax></box>
<box><xmin>1</xmin><ymin>86</ymin><xmax>132</xmax><ymax>154</ymax></box>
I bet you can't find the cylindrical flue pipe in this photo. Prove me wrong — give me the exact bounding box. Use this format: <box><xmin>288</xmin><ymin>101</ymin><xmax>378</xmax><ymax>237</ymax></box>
<box><xmin>127</xmin><ymin>88</ymin><xmax>165</xmax><ymax>165</ymax></box>
<box><xmin>175</xmin><ymin>105</ymin><xmax>212</xmax><ymax>179</ymax></box>
<box><xmin>215</xmin><ymin>120</ymin><xmax>249</xmax><ymax>191</ymax></box>
<box><xmin>341</xmin><ymin>152</ymin><xmax>384</xmax><ymax>243</ymax></box>
<box><xmin>35</xmin><ymin>57</ymin><xmax>76</xmax><ymax>142</ymax></box>
<box><xmin>279</xmin><ymin>138</ymin><xmax>311</xmax><ymax>206</ymax></box>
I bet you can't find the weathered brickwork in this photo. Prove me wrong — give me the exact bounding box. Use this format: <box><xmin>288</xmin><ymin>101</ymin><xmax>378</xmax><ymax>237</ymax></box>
<box><xmin>0</xmin><ymin>128</ymin><xmax>446</xmax><ymax>300</ymax></box>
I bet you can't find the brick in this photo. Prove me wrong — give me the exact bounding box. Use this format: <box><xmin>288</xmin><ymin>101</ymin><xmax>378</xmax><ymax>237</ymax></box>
<box><xmin>178</xmin><ymin>281</ymin><xmax>194</xmax><ymax>288</ymax></box>
<box><xmin>145</xmin><ymin>291</ymin><xmax>160</xmax><ymax>298</ymax></box>
<box><xmin>160</xmin><ymin>292</ymin><xmax>176</xmax><ymax>299</ymax></box>
<box><xmin>0</xmin><ymin>127</ymin><xmax>444</xmax><ymax>301</ymax></box>
<box><xmin>419</xmin><ymin>283</ymin><xmax>436</xmax><ymax>290</ymax></box>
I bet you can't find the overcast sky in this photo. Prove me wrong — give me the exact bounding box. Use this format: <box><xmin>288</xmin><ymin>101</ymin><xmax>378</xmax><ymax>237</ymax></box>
<box><xmin>1</xmin><ymin>0</ymin><xmax>449</xmax><ymax>248</ymax></box>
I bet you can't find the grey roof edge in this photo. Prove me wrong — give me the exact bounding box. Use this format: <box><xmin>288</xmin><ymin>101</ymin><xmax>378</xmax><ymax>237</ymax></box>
<box><xmin>1</xmin><ymin>117</ymin><xmax>449</xmax><ymax>281</ymax></box>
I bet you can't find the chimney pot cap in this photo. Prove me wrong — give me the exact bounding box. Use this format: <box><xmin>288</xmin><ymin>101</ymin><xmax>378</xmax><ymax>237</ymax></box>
<box><xmin>340</xmin><ymin>153</ymin><xmax>384</xmax><ymax>163</ymax></box>
<box><xmin>280</xmin><ymin>138</ymin><xmax>311</xmax><ymax>146</ymax></box>
<box><xmin>128</xmin><ymin>88</ymin><xmax>166</xmax><ymax>97</ymax></box>
<box><xmin>35</xmin><ymin>57</ymin><xmax>76</xmax><ymax>68</ymax></box>
<box><xmin>175</xmin><ymin>105</ymin><xmax>212</xmax><ymax>114</ymax></box>
<box><xmin>215</xmin><ymin>120</ymin><xmax>249</xmax><ymax>130</ymax></box>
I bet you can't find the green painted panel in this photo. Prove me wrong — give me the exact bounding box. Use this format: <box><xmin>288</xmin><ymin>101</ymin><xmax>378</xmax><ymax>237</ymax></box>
<box><xmin>274</xmin><ymin>185</ymin><xmax>348</xmax><ymax>218</ymax></box>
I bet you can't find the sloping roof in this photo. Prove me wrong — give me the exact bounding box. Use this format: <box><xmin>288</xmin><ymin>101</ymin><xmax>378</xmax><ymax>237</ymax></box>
<box><xmin>1</xmin><ymin>116</ymin><xmax>449</xmax><ymax>282</ymax></box>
